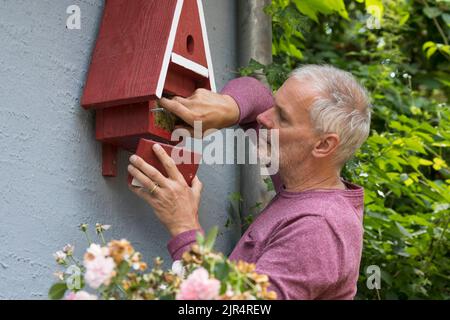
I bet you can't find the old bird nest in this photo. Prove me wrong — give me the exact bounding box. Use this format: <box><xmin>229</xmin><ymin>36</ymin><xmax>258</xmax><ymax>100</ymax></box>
<box><xmin>153</xmin><ymin>100</ymin><xmax>183</xmax><ymax>132</ymax></box>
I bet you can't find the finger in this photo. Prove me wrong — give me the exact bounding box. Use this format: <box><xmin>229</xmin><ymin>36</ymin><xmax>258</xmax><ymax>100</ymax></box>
<box><xmin>129</xmin><ymin>185</ymin><xmax>156</xmax><ymax>204</ymax></box>
<box><xmin>191</xmin><ymin>176</ymin><xmax>203</xmax><ymax>195</ymax></box>
<box><xmin>128</xmin><ymin>164</ymin><xmax>161</xmax><ymax>191</ymax></box>
<box><xmin>174</xmin><ymin>125</ymin><xmax>195</xmax><ymax>136</ymax></box>
<box><xmin>191</xmin><ymin>88</ymin><xmax>210</xmax><ymax>98</ymax></box>
<box><xmin>128</xmin><ymin>164</ymin><xmax>156</xmax><ymax>189</ymax></box>
<box><xmin>152</xmin><ymin>143</ymin><xmax>185</xmax><ymax>182</ymax></box>
<box><xmin>173</xmin><ymin>125</ymin><xmax>217</xmax><ymax>138</ymax></box>
<box><xmin>172</xmin><ymin>96</ymin><xmax>193</xmax><ymax>108</ymax></box>
<box><xmin>158</xmin><ymin>98</ymin><xmax>194</xmax><ymax>126</ymax></box>
<box><xmin>129</xmin><ymin>155</ymin><xmax>168</xmax><ymax>187</ymax></box>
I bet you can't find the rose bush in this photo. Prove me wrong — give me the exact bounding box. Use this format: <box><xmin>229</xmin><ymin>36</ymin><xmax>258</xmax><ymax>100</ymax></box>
<box><xmin>48</xmin><ymin>224</ymin><xmax>277</xmax><ymax>300</ymax></box>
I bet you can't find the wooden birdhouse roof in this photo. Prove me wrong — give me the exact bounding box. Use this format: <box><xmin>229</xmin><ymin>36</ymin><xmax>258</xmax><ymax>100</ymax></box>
<box><xmin>81</xmin><ymin>0</ymin><xmax>216</xmax><ymax>109</ymax></box>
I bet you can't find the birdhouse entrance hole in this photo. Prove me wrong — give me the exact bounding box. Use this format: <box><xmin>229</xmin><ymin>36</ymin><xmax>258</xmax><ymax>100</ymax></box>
<box><xmin>187</xmin><ymin>35</ymin><xmax>194</xmax><ymax>54</ymax></box>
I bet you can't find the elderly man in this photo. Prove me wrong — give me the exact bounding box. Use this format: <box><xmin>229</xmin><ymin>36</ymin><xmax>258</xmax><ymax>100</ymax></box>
<box><xmin>127</xmin><ymin>64</ymin><xmax>371</xmax><ymax>299</ymax></box>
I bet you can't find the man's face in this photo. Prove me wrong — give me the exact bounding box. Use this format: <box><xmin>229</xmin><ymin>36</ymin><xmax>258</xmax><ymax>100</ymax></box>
<box><xmin>256</xmin><ymin>77</ymin><xmax>319</xmax><ymax>172</ymax></box>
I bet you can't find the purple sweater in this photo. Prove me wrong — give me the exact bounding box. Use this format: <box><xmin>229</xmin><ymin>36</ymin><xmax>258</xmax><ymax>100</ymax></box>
<box><xmin>168</xmin><ymin>77</ymin><xmax>365</xmax><ymax>300</ymax></box>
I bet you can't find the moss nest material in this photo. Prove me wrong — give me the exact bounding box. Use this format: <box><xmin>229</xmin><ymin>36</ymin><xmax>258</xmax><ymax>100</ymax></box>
<box><xmin>153</xmin><ymin>101</ymin><xmax>182</xmax><ymax>132</ymax></box>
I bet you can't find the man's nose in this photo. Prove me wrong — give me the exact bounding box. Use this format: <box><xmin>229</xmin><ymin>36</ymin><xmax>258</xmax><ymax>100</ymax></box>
<box><xmin>257</xmin><ymin>107</ymin><xmax>275</xmax><ymax>129</ymax></box>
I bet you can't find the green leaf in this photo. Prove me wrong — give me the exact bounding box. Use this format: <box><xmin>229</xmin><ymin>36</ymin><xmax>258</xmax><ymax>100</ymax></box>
<box><xmin>117</xmin><ymin>260</ymin><xmax>130</xmax><ymax>277</ymax></box>
<box><xmin>204</xmin><ymin>226</ymin><xmax>219</xmax><ymax>250</ymax></box>
<box><xmin>442</xmin><ymin>13</ymin><xmax>450</xmax><ymax>27</ymax></box>
<box><xmin>423</xmin><ymin>7</ymin><xmax>442</xmax><ymax>19</ymax></box>
<box><xmin>365</xmin><ymin>0</ymin><xmax>384</xmax><ymax>25</ymax></box>
<box><xmin>380</xmin><ymin>270</ymin><xmax>393</xmax><ymax>286</ymax></box>
<box><xmin>264</xmin><ymin>177</ymin><xmax>275</xmax><ymax>192</ymax></box>
<box><xmin>404</xmin><ymin>137</ymin><xmax>427</xmax><ymax>154</ymax></box>
<box><xmin>432</xmin><ymin>142</ymin><xmax>450</xmax><ymax>147</ymax></box>
<box><xmin>219</xmin><ymin>282</ymin><xmax>228</xmax><ymax>295</ymax></box>
<box><xmin>328</xmin><ymin>0</ymin><xmax>349</xmax><ymax>19</ymax></box>
<box><xmin>439</xmin><ymin>45</ymin><xmax>450</xmax><ymax>57</ymax></box>
<box><xmin>248</xmin><ymin>58</ymin><xmax>265</xmax><ymax>71</ymax></box>
<box><xmin>288</xmin><ymin>43</ymin><xmax>303</xmax><ymax>59</ymax></box>
<box><xmin>370</xmin><ymin>134</ymin><xmax>390</xmax><ymax>145</ymax></box>
<box><xmin>395</xmin><ymin>222</ymin><xmax>413</xmax><ymax>238</ymax></box>
<box><xmin>292</xmin><ymin>0</ymin><xmax>319</xmax><ymax>22</ymax></box>
<box><xmin>427</xmin><ymin>46</ymin><xmax>438</xmax><ymax>59</ymax></box>
<box><xmin>422</xmin><ymin>41</ymin><xmax>436</xmax><ymax>51</ymax></box>
<box><xmin>48</xmin><ymin>282</ymin><xmax>67</xmax><ymax>300</ymax></box>
<box><xmin>196</xmin><ymin>231</ymin><xmax>205</xmax><ymax>246</ymax></box>
<box><xmin>367</xmin><ymin>211</ymin><xmax>389</xmax><ymax>221</ymax></box>
<box><xmin>292</xmin><ymin>0</ymin><xmax>348</xmax><ymax>22</ymax></box>
<box><xmin>418</xmin><ymin>159</ymin><xmax>433</xmax><ymax>166</ymax></box>
<box><xmin>389</xmin><ymin>121</ymin><xmax>411</xmax><ymax>133</ymax></box>
<box><xmin>228</xmin><ymin>192</ymin><xmax>243</xmax><ymax>203</ymax></box>
<box><xmin>399</xmin><ymin>13</ymin><xmax>410</xmax><ymax>26</ymax></box>
<box><xmin>213</xmin><ymin>262</ymin><xmax>230</xmax><ymax>281</ymax></box>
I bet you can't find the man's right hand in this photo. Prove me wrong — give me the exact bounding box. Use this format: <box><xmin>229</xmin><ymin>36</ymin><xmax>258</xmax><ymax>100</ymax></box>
<box><xmin>158</xmin><ymin>88</ymin><xmax>239</xmax><ymax>136</ymax></box>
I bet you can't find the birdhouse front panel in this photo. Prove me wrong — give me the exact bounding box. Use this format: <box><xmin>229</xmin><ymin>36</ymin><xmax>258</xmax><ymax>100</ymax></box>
<box><xmin>81</xmin><ymin>0</ymin><xmax>215</xmax><ymax>177</ymax></box>
<box><xmin>163</xmin><ymin>0</ymin><xmax>214</xmax><ymax>96</ymax></box>
<box><xmin>172</xmin><ymin>0</ymin><xmax>208</xmax><ymax>67</ymax></box>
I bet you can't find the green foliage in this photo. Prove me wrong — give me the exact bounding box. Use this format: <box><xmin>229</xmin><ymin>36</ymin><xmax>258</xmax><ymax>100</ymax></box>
<box><xmin>244</xmin><ymin>0</ymin><xmax>450</xmax><ymax>299</ymax></box>
<box><xmin>226</xmin><ymin>190</ymin><xmax>257</xmax><ymax>232</ymax></box>
<box><xmin>48</xmin><ymin>282</ymin><xmax>68</xmax><ymax>300</ymax></box>
<box><xmin>347</xmin><ymin>107</ymin><xmax>450</xmax><ymax>299</ymax></box>
<box><xmin>204</xmin><ymin>226</ymin><xmax>219</xmax><ymax>251</ymax></box>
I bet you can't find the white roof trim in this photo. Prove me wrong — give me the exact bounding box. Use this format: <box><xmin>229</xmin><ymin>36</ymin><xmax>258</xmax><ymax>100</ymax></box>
<box><xmin>196</xmin><ymin>0</ymin><xmax>216</xmax><ymax>92</ymax></box>
<box><xmin>156</xmin><ymin>0</ymin><xmax>184</xmax><ymax>99</ymax></box>
<box><xmin>171</xmin><ymin>52</ymin><xmax>209</xmax><ymax>78</ymax></box>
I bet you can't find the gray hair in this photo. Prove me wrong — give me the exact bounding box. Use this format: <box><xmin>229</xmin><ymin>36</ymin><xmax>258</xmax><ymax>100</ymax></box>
<box><xmin>290</xmin><ymin>65</ymin><xmax>371</xmax><ymax>166</ymax></box>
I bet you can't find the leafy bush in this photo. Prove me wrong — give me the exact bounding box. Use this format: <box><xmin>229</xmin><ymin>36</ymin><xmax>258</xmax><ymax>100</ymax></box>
<box><xmin>241</xmin><ymin>0</ymin><xmax>449</xmax><ymax>299</ymax></box>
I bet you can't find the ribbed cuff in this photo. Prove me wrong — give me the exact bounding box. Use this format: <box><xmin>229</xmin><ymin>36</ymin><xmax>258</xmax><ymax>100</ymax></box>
<box><xmin>221</xmin><ymin>77</ymin><xmax>274</xmax><ymax>125</ymax></box>
<box><xmin>167</xmin><ymin>229</ymin><xmax>204</xmax><ymax>261</ymax></box>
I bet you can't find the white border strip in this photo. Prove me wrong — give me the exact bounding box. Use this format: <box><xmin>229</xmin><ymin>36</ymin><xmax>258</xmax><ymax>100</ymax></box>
<box><xmin>171</xmin><ymin>52</ymin><xmax>209</xmax><ymax>78</ymax></box>
<box><xmin>156</xmin><ymin>0</ymin><xmax>184</xmax><ymax>99</ymax></box>
<box><xmin>196</xmin><ymin>0</ymin><xmax>216</xmax><ymax>92</ymax></box>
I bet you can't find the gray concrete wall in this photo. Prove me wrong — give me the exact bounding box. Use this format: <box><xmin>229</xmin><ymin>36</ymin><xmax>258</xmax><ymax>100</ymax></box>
<box><xmin>0</xmin><ymin>0</ymin><xmax>239</xmax><ymax>299</ymax></box>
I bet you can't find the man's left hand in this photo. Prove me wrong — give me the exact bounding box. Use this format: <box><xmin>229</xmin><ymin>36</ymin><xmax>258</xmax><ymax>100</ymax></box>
<box><xmin>128</xmin><ymin>143</ymin><xmax>203</xmax><ymax>237</ymax></box>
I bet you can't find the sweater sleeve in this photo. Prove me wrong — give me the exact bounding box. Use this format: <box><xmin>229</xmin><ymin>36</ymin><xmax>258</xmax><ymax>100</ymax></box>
<box><xmin>167</xmin><ymin>229</ymin><xmax>203</xmax><ymax>261</ymax></box>
<box><xmin>221</xmin><ymin>76</ymin><xmax>274</xmax><ymax>128</ymax></box>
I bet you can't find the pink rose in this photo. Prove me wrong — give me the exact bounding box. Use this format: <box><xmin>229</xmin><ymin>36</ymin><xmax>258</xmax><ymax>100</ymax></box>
<box><xmin>176</xmin><ymin>268</ymin><xmax>220</xmax><ymax>300</ymax></box>
<box><xmin>65</xmin><ymin>291</ymin><xmax>97</xmax><ymax>300</ymax></box>
<box><xmin>83</xmin><ymin>244</ymin><xmax>116</xmax><ymax>289</ymax></box>
<box><xmin>84</xmin><ymin>255</ymin><xmax>115</xmax><ymax>289</ymax></box>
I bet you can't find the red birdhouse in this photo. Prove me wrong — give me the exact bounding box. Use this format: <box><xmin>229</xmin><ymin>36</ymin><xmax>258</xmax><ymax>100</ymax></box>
<box><xmin>127</xmin><ymin>139</ymin><xmax>201</xmax><ymax>187</ymax></box>
<box><xmin>81</xmin><ymin>0</ymin><xmax>214</xmax><ymax>178</ymax></box>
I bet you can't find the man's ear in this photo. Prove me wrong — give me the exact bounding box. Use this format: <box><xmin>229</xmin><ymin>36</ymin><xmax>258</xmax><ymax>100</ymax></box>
<box><xmin>312</xmin><ymin>133</ymin><xmax>340</xmax><ymax>159</ymax></box>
